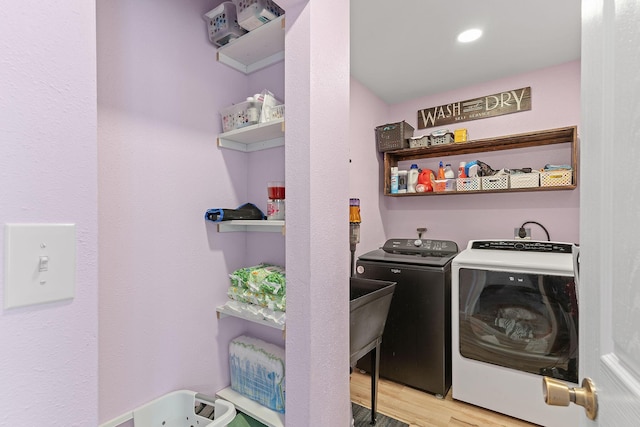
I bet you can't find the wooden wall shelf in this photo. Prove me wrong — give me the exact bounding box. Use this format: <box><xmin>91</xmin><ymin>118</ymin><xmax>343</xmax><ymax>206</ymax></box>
<box><xmin>382</xmin><ymin>126</ymin><xmax>578</xmax><ymax>196</ymax></box>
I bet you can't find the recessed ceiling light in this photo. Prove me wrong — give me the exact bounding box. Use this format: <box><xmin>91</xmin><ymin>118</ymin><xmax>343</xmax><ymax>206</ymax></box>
<box><xmin>457</xmin><ymin>28</ymin><xmax>483</xmax><ymax>43</ymax></box>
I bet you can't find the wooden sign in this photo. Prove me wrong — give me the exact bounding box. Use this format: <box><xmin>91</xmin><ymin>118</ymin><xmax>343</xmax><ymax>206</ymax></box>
<box><xmin>417</xmin><ymin>86</ymin><xmax>531</xmax><ymax>129</ymax></box>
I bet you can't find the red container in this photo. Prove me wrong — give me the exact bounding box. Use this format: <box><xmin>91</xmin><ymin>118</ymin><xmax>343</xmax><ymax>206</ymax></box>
<box><xmin>268</xmin><ymin>181</ymin><xmax>285</xmax><ymax>199</ymax></box>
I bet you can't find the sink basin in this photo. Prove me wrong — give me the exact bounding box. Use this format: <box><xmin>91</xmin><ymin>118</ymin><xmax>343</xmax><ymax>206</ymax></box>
<box><xmin>349</xmin><ymin>278</ymin><xmax>396</xmax><ymax>366</ymax></box>
<box><xmin>349</xmin><ymin>277</ymin><xmax>396</xmax><ymax>425</ymax></box>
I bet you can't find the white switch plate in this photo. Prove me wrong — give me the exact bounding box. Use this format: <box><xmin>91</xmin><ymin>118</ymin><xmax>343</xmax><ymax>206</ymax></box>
<box><xmin>4</xmin><ymin>223</ymin><xmax>76</xmax><ymax>309</ymax></box>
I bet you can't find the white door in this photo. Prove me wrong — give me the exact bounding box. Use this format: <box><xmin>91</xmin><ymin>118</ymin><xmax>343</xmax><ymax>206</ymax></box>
<box><xmin>575</xmin><ymin>0</ymin><xmax>640</xmax><ymax>424</ymax></box>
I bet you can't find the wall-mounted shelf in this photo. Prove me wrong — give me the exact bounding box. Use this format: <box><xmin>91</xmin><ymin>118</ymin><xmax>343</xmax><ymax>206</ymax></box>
<box><xmin>216</xmin><ymin>15</ymin><xmax>285</xmax><ymax>74</ymax></box>
<box><xmin>217</xmin><ymin>119</ymin><xmax>285</xmax><ymax>152</ymax></box>
<box><xmin>216</xmin><ymin>387</ymin><xmax>284</xmax><ymax>427</ymax></box>
<box><xmin>216</xmin><ymin>304</ymin><xmax>285</xmax><ymax>332</ymax></box>
<box><xmin>383</xmin><ymin>126</ymin><xmax>578</xmax><ymax>196</ymax></box>
<box><xmin>216</xmin><ymin>220</ymin><xmax>285</xmax><ymax>233</ymax></box>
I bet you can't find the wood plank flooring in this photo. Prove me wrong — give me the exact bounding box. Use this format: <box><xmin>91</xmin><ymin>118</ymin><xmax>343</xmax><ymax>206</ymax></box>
<box><xmin>350</xmin><ymin>371</ymin><xmax>538</xmax><ymax>427</ymax></box>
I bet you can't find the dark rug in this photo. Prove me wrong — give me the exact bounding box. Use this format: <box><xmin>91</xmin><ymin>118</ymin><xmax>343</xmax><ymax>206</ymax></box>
<box><xmin>352</xmin><ymin>403</ymin><xmax>409</xmax><ymax>427</ymax></box>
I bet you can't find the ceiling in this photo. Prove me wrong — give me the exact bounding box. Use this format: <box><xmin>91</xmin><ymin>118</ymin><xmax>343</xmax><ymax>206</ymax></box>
<box><xmin>350</xmin><ymin>0</ymin><xmax>582</xmax><ymax>105</ymax></box>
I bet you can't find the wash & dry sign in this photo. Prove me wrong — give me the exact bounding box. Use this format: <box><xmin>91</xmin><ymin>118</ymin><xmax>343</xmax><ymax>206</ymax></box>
<box><xmin>417</xmin><ymin>86</ymin><xmax>531</xmax><ymax>129</ymax></box>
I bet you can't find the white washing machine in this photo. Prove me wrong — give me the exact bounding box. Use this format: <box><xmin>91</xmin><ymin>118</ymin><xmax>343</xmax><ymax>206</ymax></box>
<box><xmin>452</xmin><ymin>240</ymin><xmax>580</xmax><ymax>427</ymax></box>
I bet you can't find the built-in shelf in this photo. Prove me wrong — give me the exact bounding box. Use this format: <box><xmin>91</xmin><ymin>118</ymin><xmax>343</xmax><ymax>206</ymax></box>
<box><xmin>383</xmin><ymin>126</ymin><xmax>578</xmax><ymax>196</ymax></box>
<box><xmin>216</xmin><ymin>305</ymin><xmax>285</xmax><ymax>332</ymax></box>
<box><xmin>216</xmin><ymin>220</ymin><xmax>285</xmax><ymax>233</ymax></box>
<box><xmin>217</xmin><ymin>119</ymin><xmax>285</xmax><ymax>152</ymax></box>
<box><xmin>216</xmin><ymin>15</ymin><xmax>285</xmax><ymax>74</ymax></box>
<box><xmin>216</xmin><ymin>387</ymin><xmax>285</xmax><ymax>427</ymax></box>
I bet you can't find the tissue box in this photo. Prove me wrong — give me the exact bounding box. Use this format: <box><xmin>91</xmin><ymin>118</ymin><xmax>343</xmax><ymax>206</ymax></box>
<box><xmin>229</xmin><ymin>335</ymin><xmax>285</xmax><ymax>413</ymax></box>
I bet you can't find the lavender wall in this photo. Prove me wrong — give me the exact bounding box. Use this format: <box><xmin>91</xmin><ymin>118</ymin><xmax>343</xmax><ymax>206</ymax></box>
<box><xmin>350</xmin><ymin>61</ymin><xmax>581</xmax><ymax>254</ymax></box>
<box><xmin>284</xmin><ymin>0</ymin><xmax>352</xmax><ymax>424</ymax></box>
<box><xmin>0</xmin><ymin>1</ymin><xmax>98</xmax><ymax>425</ymax></box>
<box><xmin>97</xmin><ymin>0</ymin><xmax>284</xmax><ymax>421</ymax></box>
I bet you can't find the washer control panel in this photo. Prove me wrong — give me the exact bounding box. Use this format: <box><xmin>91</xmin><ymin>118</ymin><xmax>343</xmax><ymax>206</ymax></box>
<box><xmin>382</xmin><ymin>239</ymin><xmax>458</xmax><ymax>256</ymax></box>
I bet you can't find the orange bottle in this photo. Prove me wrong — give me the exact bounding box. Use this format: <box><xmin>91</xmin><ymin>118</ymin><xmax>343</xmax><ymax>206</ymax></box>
<box><xmin>437</xmin><ymin>161</ymin><xmax>445</xmax><ymax>179</ymax></box>
<box><xmin>459</xmin><ymin>162</ymin><xmax>467</xmax><ymax>178</ymax></box>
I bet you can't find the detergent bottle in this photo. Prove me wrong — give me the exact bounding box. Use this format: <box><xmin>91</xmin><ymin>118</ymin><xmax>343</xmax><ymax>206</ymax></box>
<box><xmin>407</xmin><ymin>164</ymin><xmax>419</xmax><ymax>193</ymax></box>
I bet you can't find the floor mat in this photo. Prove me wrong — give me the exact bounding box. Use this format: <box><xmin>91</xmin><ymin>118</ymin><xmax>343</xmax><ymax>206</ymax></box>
<box><xmin>352</xmin><ymin>403</ymin><xmax>409</xmax><ymax>427</ymax></box>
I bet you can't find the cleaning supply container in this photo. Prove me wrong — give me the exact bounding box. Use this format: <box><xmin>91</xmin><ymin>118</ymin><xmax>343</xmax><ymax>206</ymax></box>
<box><xmin>99</xmin><ymin>390</ymin><xmax>236</xmax><ymax>427</ymax></box>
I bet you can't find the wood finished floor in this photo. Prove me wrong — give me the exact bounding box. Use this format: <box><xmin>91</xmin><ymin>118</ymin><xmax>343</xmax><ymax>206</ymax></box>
<box><xmin>350</xmin><ymin>371</ymin><xmax>539</xmax><ymax>427</ymax></box>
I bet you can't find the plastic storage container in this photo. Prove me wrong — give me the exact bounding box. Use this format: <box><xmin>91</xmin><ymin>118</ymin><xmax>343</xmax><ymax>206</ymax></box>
<box><xmin>430</xmin><ymin>129</ymin><xmax>454</xmax><ymax>146</ymax></box>
<box><xmin>220</xmin><ymin>99</ymin><xmax>264</xmax><ymax>132</ymax></box>
<box><xmin>203</xmin><ymin>2</ymin><xmax>248</xmax><ymax>47</ymax></box>
<box><xmin>510</xmin><ymin>171</ymin><xmax>540</xmax><ymax>188</ymax></box>
<box><xmin>540</xmin><ymin>169</ymin><xmax>573</xmax><ymax>187</ymax></box>
<box><xmin>232</xmin><ymin>0</ymin><xmax>284</xmax><ymax>31</ymax></box>
<box><xmin>99</xmin><ymin>390</ymin><xmax>236</xmax><ymax>427</ymax></box>
<box><xmin>409</xmin><ymin>135</ymin><xmax>430</xmax><ymax>148</ymax></box>
<box><xmin>481</xmin><ymin>174</ymin><xmax>509</xmax><ymax>191</ymax></box>
<box><xmin>456</xmin><ymin>177</ymin><xmax>481</xmax><ymax>191</ymax></box>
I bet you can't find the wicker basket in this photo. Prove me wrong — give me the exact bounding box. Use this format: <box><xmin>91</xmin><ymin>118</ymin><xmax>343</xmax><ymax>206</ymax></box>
<box><xmin>375</xmin><ymin>121</ymin><xmax>414</xmax><ymax>152</ymax></box>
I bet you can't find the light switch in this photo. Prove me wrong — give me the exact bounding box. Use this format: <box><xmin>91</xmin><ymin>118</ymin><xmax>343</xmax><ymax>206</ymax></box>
<box><xmin>4</xmin><ymin>224</ymin><xmax>76</xmax><ymax>309</ymax></box>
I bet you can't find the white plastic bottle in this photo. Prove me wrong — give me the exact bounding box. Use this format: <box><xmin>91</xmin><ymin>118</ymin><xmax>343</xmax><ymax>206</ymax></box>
<box><xmin>246</xmin><ymin>97</ymin><xmax>259</xmax><ymax>125</ymax></box>
<box><xmin>407</xmin><ymin>164</ymin><xmax>419</xmax><ymax>193</ymax></box>
<box><xmin>444</xmin><ymin>163</ymin><xmax>455</xmax><ymax>179</ymax></box>
<box><xmin>390</xmin><ymin>167</ymin><xmax>399</xmax><ymax>194</ymax></box>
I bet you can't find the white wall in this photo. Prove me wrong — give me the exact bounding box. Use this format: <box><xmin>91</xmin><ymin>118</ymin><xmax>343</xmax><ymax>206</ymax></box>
<box><xmin>0</xmin><ymin>1</ymin><xmax>98</xmax><ymax>425</ymax></box>
<box><xmin>350</xmin><ymin>60</ymin><xmax>581</xmax><ymax>254</ymax></box>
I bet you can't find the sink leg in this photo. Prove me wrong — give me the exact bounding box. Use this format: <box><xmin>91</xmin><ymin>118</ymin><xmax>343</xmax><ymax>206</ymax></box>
<box><xmin>370</xmin><ymin>343</ymin><xmax>380</xmax><ymax>425</ymax></box>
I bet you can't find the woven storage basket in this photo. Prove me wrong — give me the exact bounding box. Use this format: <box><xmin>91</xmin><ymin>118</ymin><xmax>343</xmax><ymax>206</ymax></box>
<box><xmin>375</xmin><ymin>121</ymin><xmax>414</xmax><ymax>152</ymax></box>
<box><xmin>481</xmin><ymin>175</ymin><xmax>509</xmax><ymax>191</ymax></box>
<box><xmin>541</xmin><ymin>169</ymin><xmax>573</xmax><ymax>187</ymax></box>
<box><xmin>510</xmin><ymin>171</ymin><xmax>540</xmax><ymax>188</ymax></box>
<box><xmin>457</xmin><ymin>177</ymin><xmax>481</xmax><ymax>191</ymax></box>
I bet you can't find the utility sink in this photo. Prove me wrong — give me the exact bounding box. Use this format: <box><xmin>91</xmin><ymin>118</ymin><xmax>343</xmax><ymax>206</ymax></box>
<box><xmin>350</xmin><ymin>278</ymin><xmax>396</xmax><ymax>365</ymax></box>
<box><xmin>349</xmin><ymin>277</ymin><xmax>396</xmax><ymax>425</ymax></box>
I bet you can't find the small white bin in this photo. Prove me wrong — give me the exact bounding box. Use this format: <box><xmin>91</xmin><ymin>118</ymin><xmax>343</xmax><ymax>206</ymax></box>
<box><xmin>232</xmin><ymin>0</ymin><xmax>284</xmax><ymax>31</ymax></box>
<box><xmin>541</xmin><ymin>169</ymin><xmax>573</xmax><ymax>187</ymax></box>
<box><xmin>99</xmin><ymin>390</ymin><xmax>236</xmax><ymax>427</ymax></box>
<box><xmin>481</xmin><ymin>175</ymin><xmax>509</xmax><ymax>191</ymax></box>
<box><xmin>203</xmin><ymin>2</ymin><xmax>248</xmax><ymax>47</ymax></box>
<box><xmin>510</xmin><ymin>171</ymin><xmax>540</xmax><ymax>188</ymax></box>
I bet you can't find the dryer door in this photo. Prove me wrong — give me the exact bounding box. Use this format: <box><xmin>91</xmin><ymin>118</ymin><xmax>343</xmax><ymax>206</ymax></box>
<box><xmin>458</xmin><ymin>268</ymin><xmax>578</xmax><ymax>383</ymax></box>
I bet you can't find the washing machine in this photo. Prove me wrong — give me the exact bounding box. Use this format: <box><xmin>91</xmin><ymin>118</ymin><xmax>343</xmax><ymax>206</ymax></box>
<box><xmin>452</xmin><ymin>240</ymin><xmax>580</xmax><ymax>427</ymax></box>
<box><xmin>355</xmin><ymin>238</ymin><xmax>459</xmax><ymax>397</ymax></box>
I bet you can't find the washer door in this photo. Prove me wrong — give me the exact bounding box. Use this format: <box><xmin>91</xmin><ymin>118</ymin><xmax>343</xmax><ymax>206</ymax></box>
<box><xmin>458</xmin><ymin>268</ymin><xmax>578</xmax><ymax>383</ymax></box>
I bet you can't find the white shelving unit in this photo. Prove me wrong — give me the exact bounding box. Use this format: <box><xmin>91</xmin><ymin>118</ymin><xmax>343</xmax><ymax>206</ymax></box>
<box><xmin>217</xmin><ymin>119</ymin><xmax>285</xmax><ymax>152</ymax></box>
<box><xmin>216</xmin><ymin>305</ymin><xmax>285</xmax><ymax>332</ymax></box>
<box><xmin>216</xmin><ymin>219</ymin><xmax>284</xmax><ymax>233</ymax></box>
<box><xmin>213</xmin><ymin>13</ymin><xmax>287</xmax><ymax>426</ymax></box>
<box><xmin>216</xmin><ymin>387</ymin><xmax>285</xmax><ymax>427</ymax></box>
<box><xmin>216</xmin><ymin>15</ymin><xmax>285</xmax><ymax>74</ymax></box>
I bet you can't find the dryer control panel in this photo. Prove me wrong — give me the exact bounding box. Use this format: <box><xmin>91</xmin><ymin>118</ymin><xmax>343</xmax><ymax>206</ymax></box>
<box><xmin>470</xmin><ymin>240</ymin><xmax>573</xmax><ymax>253</ymax></box>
